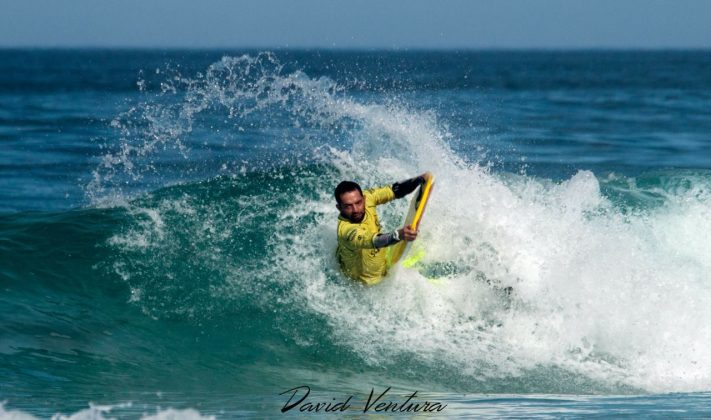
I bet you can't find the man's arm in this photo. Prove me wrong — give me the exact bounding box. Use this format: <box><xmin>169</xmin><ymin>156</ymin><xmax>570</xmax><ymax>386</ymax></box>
<box><xmin>391</xmin><ymin>174</ymin><xmax>426</xmax><ymax>199</ymax></box>
<box><xmin>369</xmin><ymin>173</ymin><xmax>426</xmax><ymax>248</ymax></box>
<box><xmin>368</xmin><ymin>173</ymin><xmax>426</xmax><ymax>206</ymax></box>
<box><xmin>372</xmin><ymin>226</ymin><xmax>418</xmax><ymax>248</ymax></box>
<box><xmin>343</xmin><ymin>225</ymin><xmax>418</xmax><ymax>250</ymax></box>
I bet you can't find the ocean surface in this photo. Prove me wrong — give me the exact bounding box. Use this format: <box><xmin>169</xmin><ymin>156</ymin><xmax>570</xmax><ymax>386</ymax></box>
<box><xmin>2</xmin><ymin>49</ymin><xmax>711</xmax><ymax>418</ymax></box>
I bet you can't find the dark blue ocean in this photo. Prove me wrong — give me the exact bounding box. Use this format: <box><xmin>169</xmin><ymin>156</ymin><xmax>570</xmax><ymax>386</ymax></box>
<box><xmin>2</xmin><ymin>49</ymin><xmax>711</xmax><ymax>418</ymax></box>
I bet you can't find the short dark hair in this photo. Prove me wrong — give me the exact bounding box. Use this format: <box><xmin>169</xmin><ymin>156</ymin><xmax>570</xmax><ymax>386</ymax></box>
<box><xmin>334</xmin><ymin>181</ymin><xmax>362</xmax><ymax>204</ymax></box>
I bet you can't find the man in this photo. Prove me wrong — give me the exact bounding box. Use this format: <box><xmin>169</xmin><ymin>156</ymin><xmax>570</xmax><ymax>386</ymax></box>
<box><xmin>334</xmin><ymin>174</ymin><xmax>426</xmax><ymax>285</ymax></box>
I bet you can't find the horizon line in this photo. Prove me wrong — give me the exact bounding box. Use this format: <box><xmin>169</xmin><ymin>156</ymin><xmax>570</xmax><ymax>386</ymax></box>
<box><xmin>2</xmin><ymin>45</ymin><xmax>711</xmax><ymax>52</ymax></box>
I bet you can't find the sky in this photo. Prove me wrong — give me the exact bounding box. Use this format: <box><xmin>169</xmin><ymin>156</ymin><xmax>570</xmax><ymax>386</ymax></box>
<box><xmin>1</xmin><ymin>0</ymin><xmax>711</xmax><ymax>49</ymax></box>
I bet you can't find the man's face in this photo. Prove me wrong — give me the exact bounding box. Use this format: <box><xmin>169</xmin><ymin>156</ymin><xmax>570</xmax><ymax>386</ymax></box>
<box><xmin>337</xmin><ymin>190</ymin><xmax>365</xmax><ymax>223</ymax></box>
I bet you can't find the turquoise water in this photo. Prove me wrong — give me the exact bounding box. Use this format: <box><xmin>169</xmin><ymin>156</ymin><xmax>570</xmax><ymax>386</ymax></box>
<box><xmin>2</xmin><ymin>50</ymin><xmax>711</xmax><ymax>418</ymax></box>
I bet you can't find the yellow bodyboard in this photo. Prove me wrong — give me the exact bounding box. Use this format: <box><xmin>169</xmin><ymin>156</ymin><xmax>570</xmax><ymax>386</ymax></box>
<box><xmin>386</xmin><ymin>172</ymin><xmax>435</xmax><ymax>268</ymax></box>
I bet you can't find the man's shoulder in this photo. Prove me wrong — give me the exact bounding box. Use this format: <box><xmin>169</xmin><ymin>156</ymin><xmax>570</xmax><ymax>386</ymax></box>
<box><xmin>364</xmin><ymin>185</ymin><xmax>394</xmax><ymax>206</ymax></box>
<box><xmin>363</xmin><ymin>185</ymin><xmax>389</xmax><ymax>196</ymax></box>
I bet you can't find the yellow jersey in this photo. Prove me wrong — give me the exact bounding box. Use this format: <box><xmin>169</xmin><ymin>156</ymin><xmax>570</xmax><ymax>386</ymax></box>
<box><xmin>336</xmin><ymin>186</ymin><xmax>396</xmax><ymax>285</ymax></box>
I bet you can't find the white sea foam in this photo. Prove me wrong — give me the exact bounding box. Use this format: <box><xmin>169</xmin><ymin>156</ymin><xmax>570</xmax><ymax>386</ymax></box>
<box><xmin>275</xmin><ymin>96</ymin><xmax>711</xmax><ymax>393</ymax></box>
<box><xmin>0</xmin><ymin>403</ymin><xmax>214</xmax><ymax>420</ymax></box>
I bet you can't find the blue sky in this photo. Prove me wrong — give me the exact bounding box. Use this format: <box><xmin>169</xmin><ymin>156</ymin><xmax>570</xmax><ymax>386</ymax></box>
<box><xmin>2</xmin><ymin>0</ymin><xmax>711</xmax><ymax>49</ymax></box>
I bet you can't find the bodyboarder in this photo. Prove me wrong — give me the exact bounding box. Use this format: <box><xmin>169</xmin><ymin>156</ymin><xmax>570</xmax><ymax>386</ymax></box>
<box><xmin>334</xmin><ymin>174</ymin><xmax>426</xmax><ymax>285</ymax></box>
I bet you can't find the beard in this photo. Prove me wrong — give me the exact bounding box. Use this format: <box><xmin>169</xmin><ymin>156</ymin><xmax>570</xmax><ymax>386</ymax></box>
<box><xmin>350</xmin><ymin>212</ymin><xmax>364</xmax><ymax>223</ymax></box>
<box><xmin>341</xmin><ymin>211</ymin><xmax>364</xmax><ymax>223</ymax></box>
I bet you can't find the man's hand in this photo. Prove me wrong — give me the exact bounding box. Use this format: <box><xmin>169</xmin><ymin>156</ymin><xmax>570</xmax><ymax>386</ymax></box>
<box><xmin>399</xmin><ymin>226</ymin><xmax>418</xmax><ymax>242</ymax></box>
<box><xmin>392</xmin><ymin>173</ymin><xmax>429</xmax><ymax>199</ymax></box>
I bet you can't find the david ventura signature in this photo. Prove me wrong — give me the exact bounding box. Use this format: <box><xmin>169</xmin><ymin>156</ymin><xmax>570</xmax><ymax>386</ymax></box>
<box><xmin>279</xmin><ymin>385</ymin><xmax>447</xmax><ymax>414</ymax></box>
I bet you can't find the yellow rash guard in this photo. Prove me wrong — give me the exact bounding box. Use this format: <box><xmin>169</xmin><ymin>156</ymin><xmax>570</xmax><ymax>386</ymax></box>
<box><xmin>336</xmin><ymin>186</ymin><xmax>396</xmax><ymax>285</ymax></box>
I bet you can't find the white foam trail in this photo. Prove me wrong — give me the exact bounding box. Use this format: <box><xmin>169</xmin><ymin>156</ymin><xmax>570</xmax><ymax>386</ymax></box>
<box><xmin>0</xmin><ymin>403</ymin><xmax>214</xmax><ymax>420</ymax></box>
<box><xmin>141</xmin><ymin>408</ymin><xmax>214</xmax><ymax>420</ymax></box>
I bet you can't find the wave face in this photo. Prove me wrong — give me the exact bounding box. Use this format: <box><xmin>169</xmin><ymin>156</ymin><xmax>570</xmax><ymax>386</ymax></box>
<box><xmin>2</xmin><ymin>52</ymin><xmax>711</xmax><ymax>414</ymax></box>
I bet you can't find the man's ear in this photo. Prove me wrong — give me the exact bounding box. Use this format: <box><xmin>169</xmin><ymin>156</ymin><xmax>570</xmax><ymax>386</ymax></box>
<box><xmin>335</xmin><ymin>203</ymin><xmax>341</xmax><ymax>210</ymax></box>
